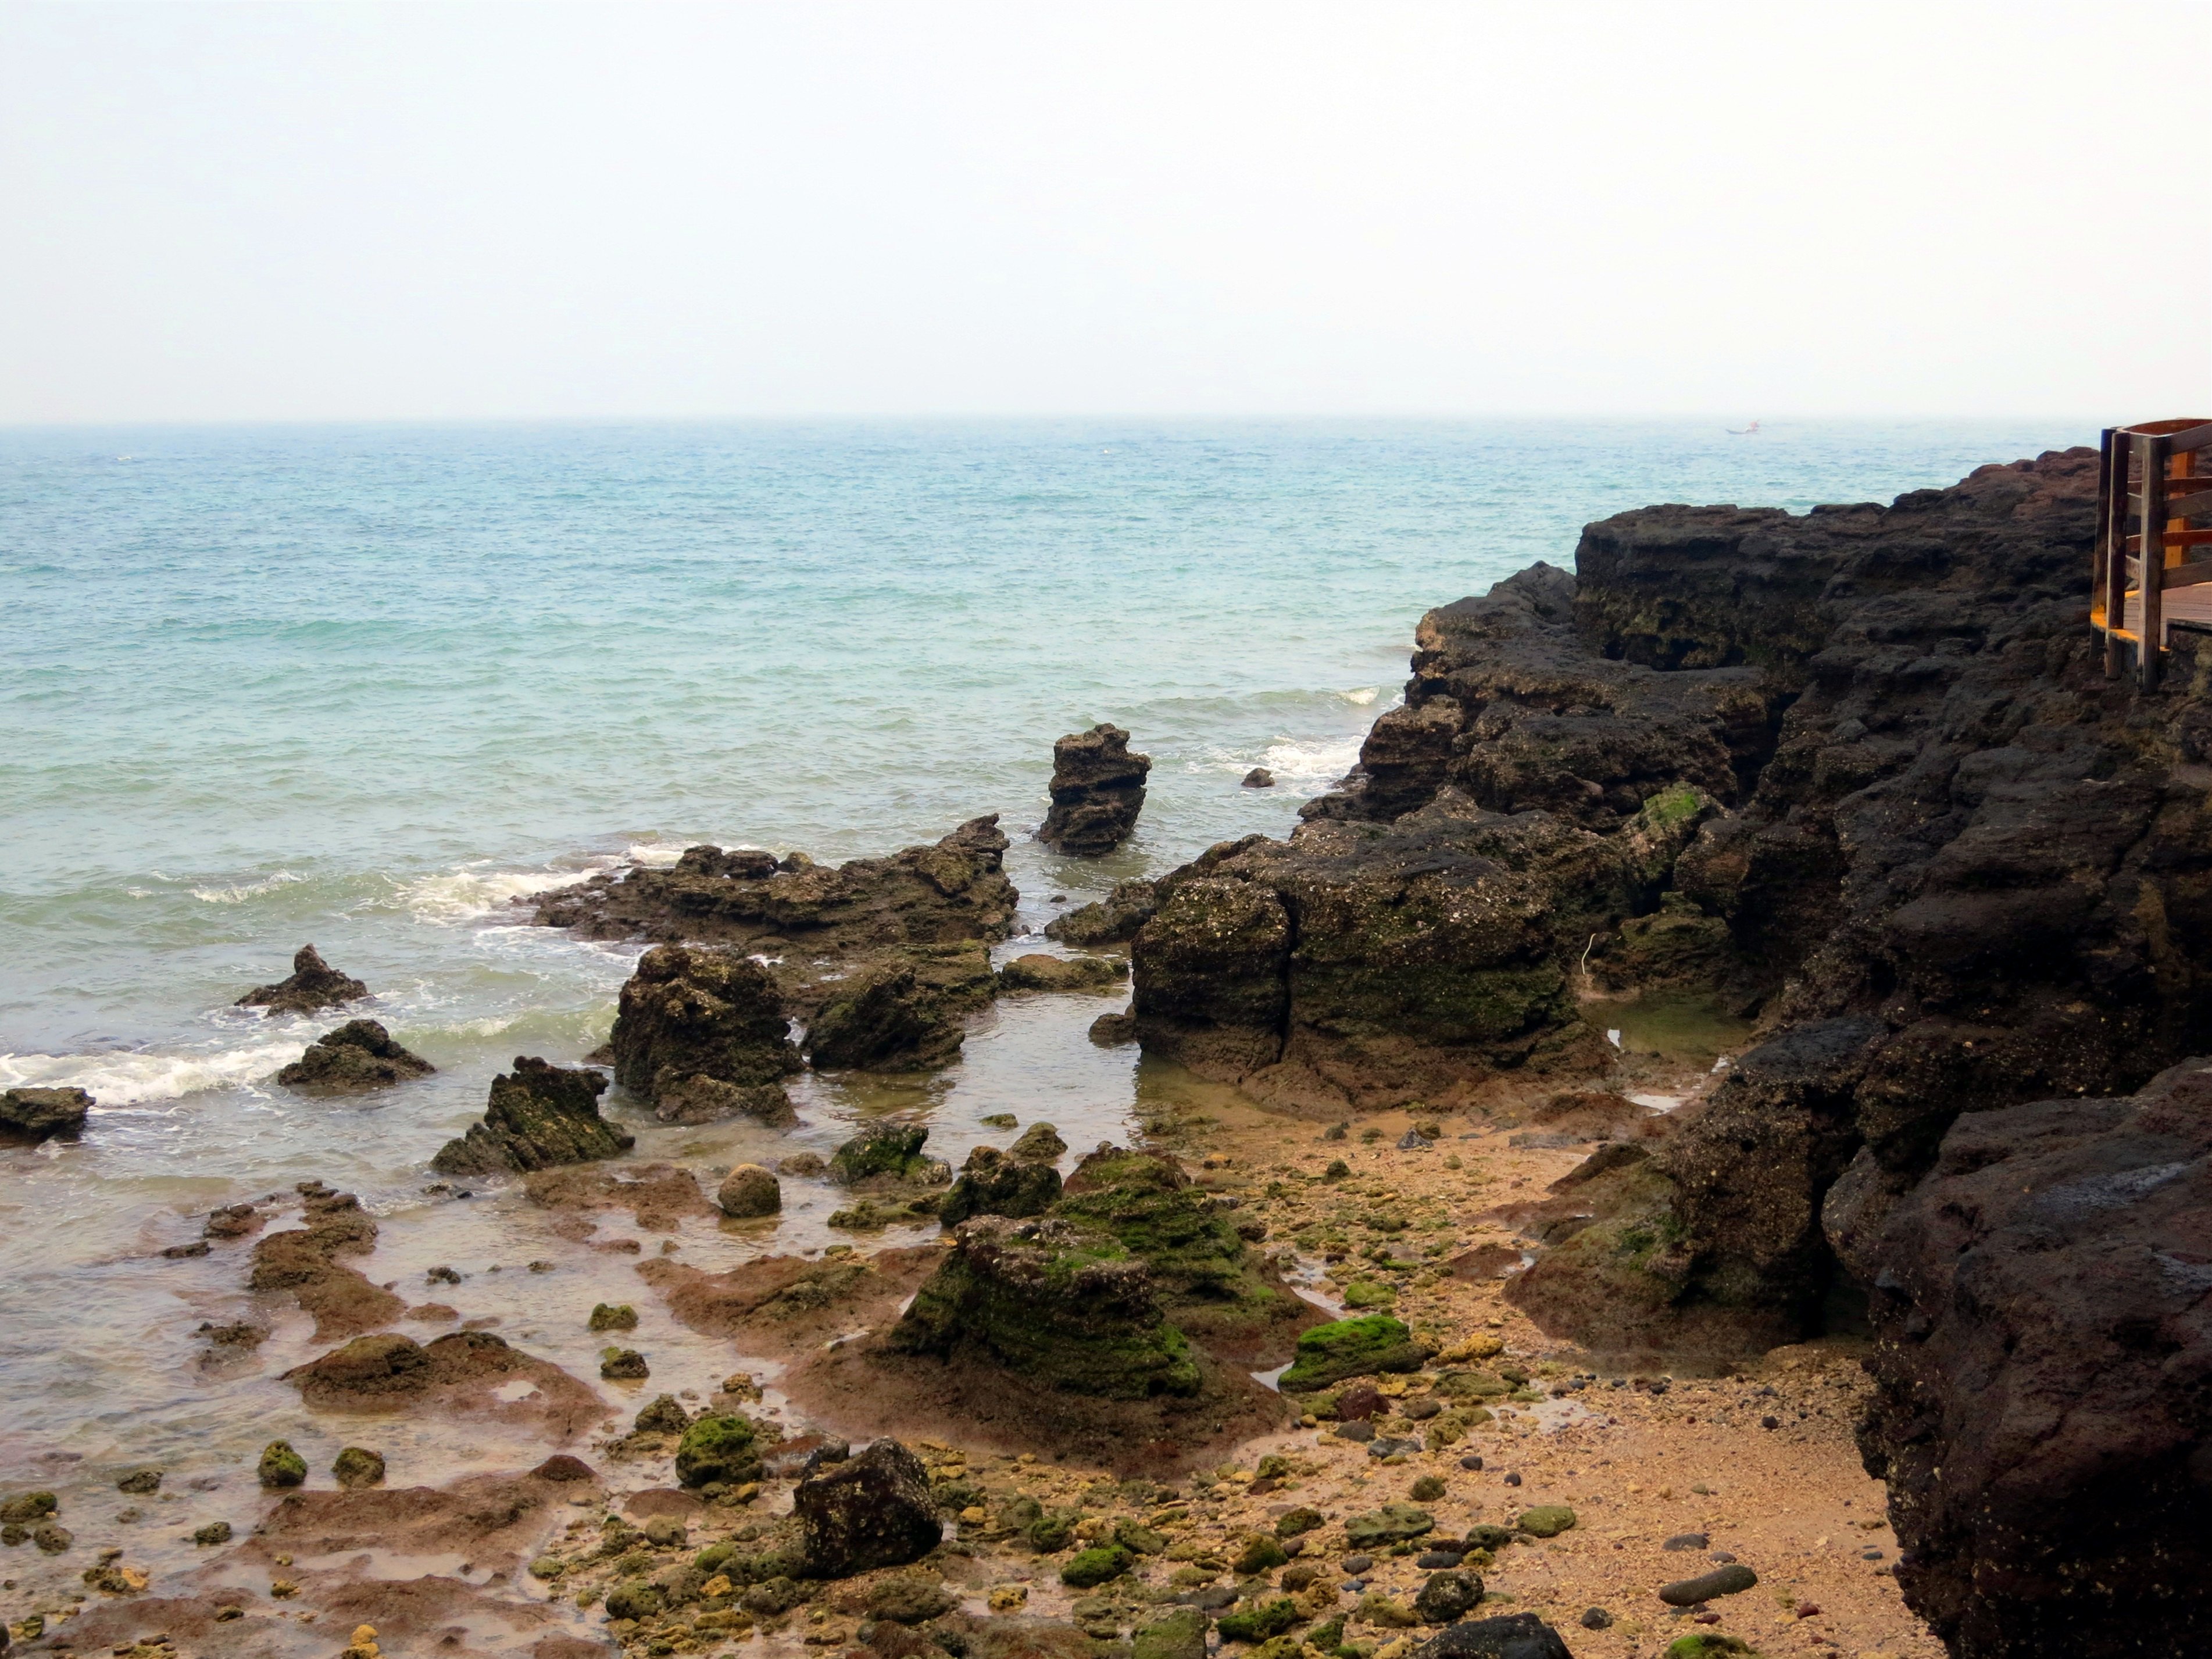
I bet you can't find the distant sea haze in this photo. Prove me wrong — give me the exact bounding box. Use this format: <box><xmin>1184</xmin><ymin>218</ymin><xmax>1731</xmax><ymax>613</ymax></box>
<box><xmin>0</xmin><ymin>416</ymin><xmax>2086</xmax><ymax>1084</ymax></box>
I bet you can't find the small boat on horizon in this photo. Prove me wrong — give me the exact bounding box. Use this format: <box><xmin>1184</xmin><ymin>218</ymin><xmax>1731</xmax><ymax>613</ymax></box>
<box><xmin>1728</xmin><ymin>420</ymin><xmax>1761</xmax><ymax>435</ymax></box>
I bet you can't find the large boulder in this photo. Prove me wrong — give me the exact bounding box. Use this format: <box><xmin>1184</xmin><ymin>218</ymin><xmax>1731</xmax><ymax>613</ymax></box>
<box><xmin>1829</xmin><ymin>1060</ymin><xmax>2212</xmax><ymax>1658</ymax></box>
<box><xmin>805</xmin><ymin>961</ymin><xmax>966</xmax><ymax>1071</ymax></box>
<box><xmin>610</xmin><ymin>945</ymin><xmax>799</xmax><ymax>1123</ymax></box>
<box><xmin>794</xmin><ymin>1438</ymin><xmax>941</xmax><ymax>1578</ymax></box>
<box><xmin>276</xmin><ymin>1020</ymin><xmax>435</xmax><ymax>1093</ymax></box>
<box><xmin>237</xmin><ymin>945</ymin><xmax>369</xmax><ymax>1015</ymax></box>
<box><xmin>1038</xmin><ymin>725</ymin><xmax>1151</xmax><ymax>854</ymax></box>
<box><xmin>0</xmin><ymin>1087</ymin><xmax>91</xmax><ymax>1143</ymax></box>
<box><xmin>1277</xmin><ymin>1314</ymin><xmax>1431</xmax><ymax>1393</ymax></box>
<box><xmin>889</xmin><ymin>1215</ymin><xmax>1200</xmax><ymax>1398</ymax></box>
<box><xmin>430</xmin><ymin>1057</ymin><xmax>632</xmax><ymax>1177</ymax></box>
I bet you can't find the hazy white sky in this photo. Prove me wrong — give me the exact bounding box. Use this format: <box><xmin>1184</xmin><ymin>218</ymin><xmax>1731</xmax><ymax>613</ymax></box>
<box><xmin>2</xmin><ymin>2</ymin><xmax>2206</xmax><ymax>424</ymax></box>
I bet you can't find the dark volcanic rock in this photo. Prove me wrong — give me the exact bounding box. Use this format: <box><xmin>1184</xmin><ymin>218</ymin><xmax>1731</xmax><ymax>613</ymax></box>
<box><xmin>430</xmin><ymin>1057</ymin><xmax>632</xmax><ymax>1177</ymax></box>
<box><xmin>1829</xmin><ymin>1060</ymin><xmax>2212</xmax><ymax>1658</ymax></box>
<box><xmin>794</xmin><ymin>1438</ymin><xmax>941</xmax><ymax>1578</ymax></box>
<box><xmin>1412</xmin><ymin>1612</ymin><xmax>1574</xmax><ymax>1659</ymax></box>
<box><xmin>610</xmin><ymin>945</ymin><xmax>799</xmax><ymax>1122</ymax></box>
<box><xmin>805</xmin><ymin>960</ymin><xmax>967</xmax><ymax>1071</ymax></box>
<box><xmin>938</xmin><ymin>1144</ymin><xmax>1063</xmax><ymax>1227</ymax></box>
<box><xmin>1038</xmin><ymin>725</ymin><xmax>1151</xmax><ymax>854</ymax></box>
<box><xmin>0</xmin><ymin>1086</ymin><xmax>92</xmax><ymax>1143</ymax></box>
<box><xmin>889</xmin><ymin>1214</ymin><xmax>1199</xmax><ymax>1398</ymax></box>
<box><xmin>238</xmin><ymin>945</ymin><xmax>369</xmax><ymax>1015</ymax></box>
<box><xmin>276</xmin><ymin>1020</ymin><xmax>435</xmax><ymax>1094</ymax></box>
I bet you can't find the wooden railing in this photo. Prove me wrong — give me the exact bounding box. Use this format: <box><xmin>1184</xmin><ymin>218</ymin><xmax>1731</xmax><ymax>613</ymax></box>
<box><xmin>2093</xmin><ymin>417</ymin><xmax>2212</xmax><ymax>689</ymax></box>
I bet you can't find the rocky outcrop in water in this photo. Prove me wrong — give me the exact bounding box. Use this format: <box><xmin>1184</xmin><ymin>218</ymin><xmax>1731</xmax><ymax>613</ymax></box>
<box><xmin>1045</xmin><ymin>878</ymin><xmax>1159</xmax><ymax>946</ymax></box>
<box><xmin>248</xmin><ymin>1182</ymin><xmax>403</xmax><ymax>1339</ymax></box>
<box><xmin>237</xmin><ymin>945</ymin><xmax>369</xmax><ymax>1014</ymax></box>
<box><xmin>0</xmin><ymin>1086</ymin><xmax>91</xmax><ymax>1143</ymax></box>
<box><xmin>430</xmin><ymin>1057</ymin><xmax>633</xmax><ymax>1177</ymax></box>
<box><xmin>610</xmin><ymin>945</ymin><xmax>799</xmax><ymax>1123</ymax></box>
<box><xmin>1037</xmin><ymin>725</ymin><xmax>1150</xmax><ymax>853</ymax></box>
<box><xmin>276</xmin><ymin>1020</ymin><xmax>435</xmax><ymax>1093</ymax></box>
<box><xmin>535</xmin><ymin>819</ymin><xmax>1014</xmax><ymax>1072</ymax></box>
<box><xmin>1826</xmin><ymin>1059</ymin><xmax>2212</xmax><ymax>1659</ymax></box>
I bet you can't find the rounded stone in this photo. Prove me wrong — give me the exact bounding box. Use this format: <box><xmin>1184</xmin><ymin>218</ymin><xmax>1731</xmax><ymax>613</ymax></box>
<box><xmin>716</xmin><ymin>1164</ymin><xmax>782</xmax><ymax>1218</ymax></box>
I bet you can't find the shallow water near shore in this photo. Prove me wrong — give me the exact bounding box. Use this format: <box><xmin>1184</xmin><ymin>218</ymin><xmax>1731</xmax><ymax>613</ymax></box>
<box><xmin>0</xmin><ymin>418</ymin><xmax>2085</xmax><ymax>1644</ymax></box>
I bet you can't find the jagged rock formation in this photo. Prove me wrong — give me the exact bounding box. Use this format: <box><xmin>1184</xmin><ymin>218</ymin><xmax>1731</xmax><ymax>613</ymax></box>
<box><xmin>610</xmin><ymin>945</ymin><xmax>799</xmax><ymax>1122</ymax></box>
<box><xmin>276</xmin><ymin>1021</ymin><xmax>435</xmax><ymax>1093</ymax></box>
<box><xmin>535</xmin><ymin>818</ymin><xmax>1014</xmax><ymax>1071</ymax></box>
<box><xmin>237</xmin><ymin>945</ymin><xmax>369</xmax><ymax>1014</ymax></box>
<box><xmin>938</xmin><ymin>1144</ymin><xmax>1063</xmax><ymax>1227</ymax></box>
<box><xmin>1827</xmin><ymin>1059</ymin><xmax>2212</xmax><ymax>1659</ymax></box>
<box><xmin>0</xmin><ymin>1086</ymin><xmax>91</xmax><ymax>1143</ymax></box>
<box><xmin>1038</xmin><ymin>725</ymin><xmax>1150</xmax><ymax>853</ymax></box>
<box><xmin>430</xmin><ymin>1057</ymin><xmax>633</xmax><ymax>1177</ymax></box>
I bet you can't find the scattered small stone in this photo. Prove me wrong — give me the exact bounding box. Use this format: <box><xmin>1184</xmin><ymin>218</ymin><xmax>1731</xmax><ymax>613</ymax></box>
<box><xmin>331</xmin><ymin>1448</ymin><xmax>385</xmax><ymax>1489</ymax></box>
<box><xmin>115</xmin><ymin>1469</ymin><xmax>161</xmax><ymax>1496</ymax></box>
<box><xmin>1503</xmin><ymin>1472</ymin><xmax>1521</xmax><ymax>1486</ymax></box>
<box><xmin>599</xmin><ymin>1347</ymin><xmax>649</xmax><ymax>1380</ymax></box>
<box><xmin>1760</xmin><ymin>1415</ymin><xmax>1780</xmax><ymax>1430</ymax></box>
<box><xmin>1663</xmin><ymin>1533</ymin><xmax>1709</xmax><ymax>1551</ymax></box>
<box><xmin>1659</xmin><ymin>1563</ymin><xmax>1759</xmax><ymax>1606</ymax></box>
<box><xmin>192</xmin><ymin>1522</ymin><xmax>233</xmax><ymax>1546</ymax></box>
<box><xmin>1580</xmin><ymin>1606</ymin><xmax>1613</xmax><ymax>1629</ymax></box>
<box><xmin>588</xmin><ymin>1303</ymin><xmax>638</xmax><ymax>1332</ymax></box>
<box><xmin>256</xmin><ymin>1442</ymin><xmax>306</xmax><ymax>1490</ymax></box>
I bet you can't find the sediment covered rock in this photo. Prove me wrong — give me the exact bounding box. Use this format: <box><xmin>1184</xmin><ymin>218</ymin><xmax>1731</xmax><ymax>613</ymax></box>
<box><xmin>248</xmin><ymin>1183</ymin><xmax>403</xmax><ymax>1339</ymax></box>
<box><xmin>610</xmin><ymin>945</ymin><xmax>799</xmax><ymax>1122</ymax></box>
<box><xmin>716</xmin><ymin>1164</ymin><xmax>782</xmax><ymax>1218</ymax></box>
<box><xmin>0</xmin><ymin>1086</ymin><xmax>91</xmax><ymax>1143</ymax></box>
<box><xmin>238</xmin><ymin>945</ymin><xmax>369</xmax><ymax>1014</ymax></box>
<box><xmin>429</xmin><ymin>1057</ymin><xmax>632</xmax><ymax>1177</ymax></box>
<box><xmin>995</xmin><ymin>953</ymin><xmax>1125</xmax><ymax>994</ymax></box>
<box><xmin>1829</xmin><ymin>1059</ymin><xmax>2212</xmax><ymax>1658</ymax></box>
<box><xmin>276</xmin><ymin>1021</ymin><xmax>435</xmax><ymax>1093</ymax></box>
<box><xmin>805</xmin><ymin>960</ymin><xmax>970</xmax><ymax>1071</ymax></box>
<box><xmin>1038</xmin><ymin>725</ymin><xmax>1151</xmax><ymax>854</ymax></box>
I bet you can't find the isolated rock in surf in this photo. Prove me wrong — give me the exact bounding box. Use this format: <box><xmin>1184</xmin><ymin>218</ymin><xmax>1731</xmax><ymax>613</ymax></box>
<box><xmin>430</xmin><ymin>1057</ymin><xmax>632</xmax><ymax>1177</ymax></box>
<box><xmin>0</xmin><ymin>1086</ymin><xmax>92</xmax><ymax>1143</ymax></box>
<box><xmin>610</xmin><ymin>944</ymin><xmax>799</xmax><ymax>1124</ymax></box>
<box><xmin>1038</xmin><ymin>725</ymin><xmax>1150</xmax><ymax>853</ymax></box>
<box><xmin>238</xmin><ymin>945</ymin><xmax>370</xmax><ymax>1015</ymax></box>
<box><xmin>276</xmin><ymin>1020</ymin><xmax>435</xmax><ymax>1093</ymax></box>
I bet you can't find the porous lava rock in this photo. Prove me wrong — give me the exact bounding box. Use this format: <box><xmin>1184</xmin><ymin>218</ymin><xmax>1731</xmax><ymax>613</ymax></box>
<box><xmin>1038</xmin><ymin>725</ymin><xmax>1151</xmax><ymax>854</ymax></box>
<box><xmin>1828</xmin><ymin>1059</ymin><xmax>2212</xmax><ymax>1658</ymax></box>
<box><xmin>276</xmin><ymin>1021</ymin><xmax>435</xmax><ymax>1094</ymax></box>
<box><xmin>0</xmin><ymin>1086</ymin><xmax>91</xmax><ymax>1143</ymax></box>
<box><xmin>794</xmin><ymin>1438</ymin><xmax>941</xmax><ymax>1578</ymax></box>
<box><xmin>429</xmin><ymin>1057</ymin><xmax>632</xmax><ymax>1177</ymax></box>
<box><xmin>238</xmin><ymin>945</ymin><xmax>369</xmax><ymax>1014</ymax></box>
<box><xmin>609</xmin><ymin>945</ymin><xmax>799</xmax><ymax>1123</ymax></box>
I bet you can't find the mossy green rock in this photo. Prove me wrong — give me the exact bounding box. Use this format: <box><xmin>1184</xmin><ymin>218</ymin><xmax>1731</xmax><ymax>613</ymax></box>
<box><xmin>332</xmin><ymin>1447</ymin><xmax>385</xmax><ymax>1489</ymax></box>
<box><xmin>1664</xmin><ymin>1638</ymin><xmax>1755</xmax><ymax>1658</ymax></box>
<box><xmin>1027</xmin><ymin>1509</ymin><xmax>1079</xmax><ymax>1552</ymax></box>
<box><xmin>1116</xmin><ymin>1519</ymin><xmax>1167</xmax><ymax>1554</ymax></box>
<box><xmin>1515</xmin><ymin>1506</ymin><xmax>1576</xmax><ymax>1538</ymax></box>
<box><xmin>939</xmin><ymin>1143</ymin><xmax>1064</xmax><ymax>1227</ymax></box>
<box><xmin>674</xmin><ymin>1414</ymin><xmax>762</xmax><ymax>1488</ymax></box>
<box><xmin>891</xmin><ymin>1214</ymin><xmax>1199</xmax><ymax>1398</ymax></box>
<box><xmin>588</xmin><ymin>1302</ymin><xmax>638</xmax><ymax>1332</ymax></box>
<box><xmin>1275</xmin><ymin>1506</ymin><xmax>1324</xmax><ymax>1539</ymax></box>
<box><xmin>1216</xmin><ymin>1599</ymin><xmax>1300</xmax><ymax>1643</ymax></box>
<box><xmin>257</xmin><ymin>1441</ymin><xmax>307</xmax><ymax>1489</ymax></box>
<box><xmin>0</xmin><ymin>1492</ymin><xmax>57</xmax><ymax>1523</ymax></box>
<box><xmin>605</xmin><ymin>1579</ymin><xmax>666</xmax><ymax>1620</ymax></box>
<box><xmin>1278</xmin><ymin>1314</ymin><xmax>1431</xmax><ymax>1393</ymax></box>
<box><xmin>1343</xmin><ymin>1503</ymin><xmax>1434</xmax><ymax>1549</ymax></box>
<box><xmin>1060</xmin><ymin>1543</ymin><xmax>1134</xmax><ymax>1587</ymax></box>
<box><xmin>1232</xmin><ymin>1534</ymin><xmax>1289</xmax><ymax>1575</ymax></box>
<box><xmin>1134</xmin><ymin>1606</ymin><xmax>1210</xmax><ymax>1659</ymax></box>
<box><xmin>830</xmin><ymin>1121</ymin><xmax>934</xmax><ymax>1184</ymax></box>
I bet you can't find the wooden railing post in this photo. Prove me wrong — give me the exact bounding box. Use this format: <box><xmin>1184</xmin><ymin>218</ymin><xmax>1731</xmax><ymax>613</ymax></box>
<box><xmin>2141</xmin><ymin>434</ymin><xmax>2170</xmax><ymax>691</ymax></box>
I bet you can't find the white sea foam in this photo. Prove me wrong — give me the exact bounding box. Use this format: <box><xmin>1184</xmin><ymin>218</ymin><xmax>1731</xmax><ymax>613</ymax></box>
<box><xmin>625</xmin><ymin>843</ymin><xmax>688</xmax><ymax>868</ymax></box>
<box><xmin>0</xmin><ymin>1038</ymin><xmax>306</xmax><ymax>1105</ymax></box>
<box><xmin>1339</xmin><ymin>687</ymin><xmax>1381</xmax><ymax>706</ymax></box>
<box><xmin>190</xmin><ymin>871</ymin><xmax>305</xmax><ymax>904</ymax></box>
<box><xmin>398</xmin><ymin>859</ymin><xmax>621</xmax><ymax>925</ymax></box>
<box><xmin>1253</xmin><ymin>735</ymin><xmax>1364</xmax><ymax>785</ymax></box>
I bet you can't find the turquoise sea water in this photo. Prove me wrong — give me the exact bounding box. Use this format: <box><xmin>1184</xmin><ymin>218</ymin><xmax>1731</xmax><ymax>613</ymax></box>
<box><xmin>0</xmin><ymin>419</ymin><xmax>2088</xmax><ymax>1556</ymax></box>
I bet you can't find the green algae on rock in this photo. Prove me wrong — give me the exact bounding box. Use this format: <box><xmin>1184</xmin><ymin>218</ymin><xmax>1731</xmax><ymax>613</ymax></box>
<box><xmin>830</xmin><ymin>1121</ymin><xmax>941</xmax><ymax>1185</ymax></box>
<box><xmin>1277</xmin><ymin>1314</ymin><xmax>1432</xmax><ymax>1393</ymax></box>
<box><xmin>892</xmin><ymin>1215</ymin><xmax>1200</xmax><ymax>1399</ymax></box>
<box><xmin>675</xmin><ymin>1414</ymin><xmax>763</xmax><ymax>1488</ymax></box>
<box><xmin>939</xmin><ymin>1143</ymin><xmax>1063</xmax><ymax>1227</ymax></box>
<box><xmin>1515</xmin><ymin>1506</ymin><xmax>1575</xmax><ymax>1538</ymax></box>
<box><xmin>1343</xmin><ymin>1503</ymin><xmax>1435</xmax><ymax>1549</ymax></box>
<box><xmin>430</xmin><ymin>1057</ymin><xmax>632</xmax><ymax>1177</ymax></box>
<box><xmin>257</xmin><ymin>1442</ymin><xmax>306</xmax><ymax>1489</ymax></box>
<box><xmin>1060</xmin><ymin>1543</ymin><xmax>1133</xmax><ymax>1587</ymax></box>
<box><xmin>331</xmin><ymin>1447</ymin><xmax>385</xmax><ymax>1489</ymax></box>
